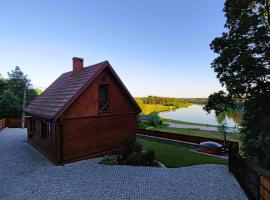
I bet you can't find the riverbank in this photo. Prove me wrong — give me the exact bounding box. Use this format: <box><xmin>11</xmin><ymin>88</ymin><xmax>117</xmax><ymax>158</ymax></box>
<box><xmin>162</xmin><ymin>118</ymin><xmax>238</xmax><ymax>129</ymax></box>
<box><xmin>162</xmin><ymin>118</ymin><xmax>219</xmax><ymax>128</ymax></box>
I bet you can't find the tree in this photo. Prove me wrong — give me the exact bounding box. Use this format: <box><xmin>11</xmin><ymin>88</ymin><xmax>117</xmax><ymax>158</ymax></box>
<box><xmin>0</xmin><ymin>90</ymin><xmax>21</xmax><ymax>118</ymax></box>
<box><xmin>148</xmin><ymin>112</ymin><xmax>162</xmax><ymax>127</ymax></box>
<box><xmin>0</xmin><ymin>74</ymin><xmax>7</xmax><ymax>95</ymax></box>
<box><xmin>216</xmin><ymin>112</ymin><xmax>226</xmax><ymax>124</ymax></box>
<box><xmin>204</xmin><ymin>0</ymin><xmax>270</xmax><ymax>168</ymax></box>
<box><xmin>35</xmin><ymin>88</ymin><xmax>43</xmax><ymax>95</ymax></box>
<box><xmin>7</xmin><ymin>66</ymin><xmax>31</xmax><ymax>103</ymax></box>
<box><xmin>0</xmin><ymin>67</ymin><xmax>39</xmax><ymax>118</ymax></box>
<box><xmin>217</xmin><ymin>121</ymin><xmax>229</xmax><ymax>147</ymax></box>
<box><xmin>204</xmin><ymin>91</ymin><xmax>234</xmax><ymax>115</ymax></box>
<box><xmin>26</xmin><ymin>88</ymin><xmax>39</xmax><ymax>105</ymax></box>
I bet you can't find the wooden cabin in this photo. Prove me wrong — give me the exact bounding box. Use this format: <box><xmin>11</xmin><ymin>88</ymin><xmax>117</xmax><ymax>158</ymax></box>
<box><xmin>24</xmin><ymin>57</ymin><xmax>141</xmax><ymax>164</ymax></box>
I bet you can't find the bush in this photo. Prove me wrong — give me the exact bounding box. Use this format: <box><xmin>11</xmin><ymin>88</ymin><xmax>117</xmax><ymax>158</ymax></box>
<box><xmin>148</xmin><ymin>112</ymin><xmax>162</xmax><ymax>127</ymax></box>
<box><xmin>102</xmin><ymin>136</ymin><xmax>157</xmax><ymax>167</ymax></box>
<box><xmin>126</xmin><ymin>152</ymin><xmax>142</xmax><ymax>165</ymax></box>
<box><xmin>126</xmin><ymin>150</ymin><xmax>156</xmax><ymax>166</ymax></box>
<box><xmin>100</xmin><ymin>156</ymin><xmax>119</xmax><ymax>165</ymax></box>
<box><xmin>122</xmin><ymin>136</ymin><xmax>142</xmax><ymax>159</ymax></box>
<box><xmin>142</xmin><ymin>149</ymin><xmax>155</xmax><ymax>165</ymax></box>
<box><xmin>137</xmin><ymin>116</ymin><xmax>147</xmax><ymax>129</ymax></box>
<box><xmin>0</xmin><ymin>90</ymin><xmax>21</xmax><ymax>118</ymax></box>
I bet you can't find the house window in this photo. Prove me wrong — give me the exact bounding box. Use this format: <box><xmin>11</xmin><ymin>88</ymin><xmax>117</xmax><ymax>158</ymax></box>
<box><xmin>41</xmin><ymin>121</ymin><xmax>48</xmax><ymax>138</ymax></box>
<box><xmin>99</xmin><ymin>84</ymin><xmax>109</xmax><ymax>113</ymax></box>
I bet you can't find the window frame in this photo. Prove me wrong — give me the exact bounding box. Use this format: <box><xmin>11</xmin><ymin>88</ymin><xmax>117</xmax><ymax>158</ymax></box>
<box><xmin>98</xmin><ymin>84</ymin><xmax>110</xmax><ymax>113</ymax></box>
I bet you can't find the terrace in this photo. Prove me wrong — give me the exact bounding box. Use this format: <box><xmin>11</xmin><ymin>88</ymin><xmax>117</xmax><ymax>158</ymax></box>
<box><xmin>0</xmin><ymin>128</ymin><xmax>247</xmax><ymax>200</ymax></box>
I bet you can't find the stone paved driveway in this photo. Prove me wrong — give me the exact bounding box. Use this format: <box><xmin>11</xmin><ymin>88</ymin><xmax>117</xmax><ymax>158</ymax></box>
<box><xmin>0</xmin><ymin>128</ymin><xmax>247</xmax><ymax>200</ymax></box>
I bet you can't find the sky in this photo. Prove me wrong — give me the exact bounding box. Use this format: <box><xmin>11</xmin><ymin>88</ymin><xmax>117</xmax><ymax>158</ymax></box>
<box><xmin>0</xmin><ymin>0</ymin><xmax>226</xmax><ymax>98</ymax></box>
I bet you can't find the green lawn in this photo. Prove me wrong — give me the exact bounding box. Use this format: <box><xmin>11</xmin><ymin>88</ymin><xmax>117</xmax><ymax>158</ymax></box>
<box><xmin>138</xmin><ymin>137</ymin><xmax>228</xmax><ymax>168</ymax></box>
<box><xmin>145</xmin><ymin>125</ymin><xmax>241</xmax><ymax>142</ymax></box>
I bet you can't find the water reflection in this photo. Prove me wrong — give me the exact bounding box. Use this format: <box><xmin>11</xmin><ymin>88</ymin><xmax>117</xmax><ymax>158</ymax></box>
<box><xmin>225</xmin><ymin>110</ymin><xmax>243</xmax><ymax>125</ymax></box>
<box><xmin>159</xmin><ymin>104</ymin><xmax>243</xmax><ymax>127</ymax></box>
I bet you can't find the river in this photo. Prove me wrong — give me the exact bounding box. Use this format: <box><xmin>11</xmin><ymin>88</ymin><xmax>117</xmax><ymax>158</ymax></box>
<box><xmin>158</xmin><ymin>104</ymin><xmax>242</xmax><ymax>127</ymax></box>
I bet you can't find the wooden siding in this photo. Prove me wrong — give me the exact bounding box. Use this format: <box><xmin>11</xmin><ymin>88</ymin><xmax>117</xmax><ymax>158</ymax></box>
<box><xmin>62</xmin><ymin>114</ymin><xmax>137</xmax><ymax>162</ymax></box>
<box><xmin>63</xmin><ymin>68</ymin><xmax>137</xmax><ymax>119</ymax></box>
<box><xmin>25</xmin><ymin>62</ymin><xmax>139</xmax><ymax>164</ymax></box>
<box><xmin>26</xmin><ymin>117</ymin><xmax>59</xmax><ymax>163</ymax></box>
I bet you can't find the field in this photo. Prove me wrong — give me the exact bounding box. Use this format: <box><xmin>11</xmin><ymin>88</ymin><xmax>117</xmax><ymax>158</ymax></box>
<box><xmin>135</xmin><ymin>97</ymin><xmax>192</xmax><ymax>115</ymax></box>
<box><xmin>138</xmin><ymin>137</ymin><xmax>228</xmax><ymax>168</ymax></box>
<box><xmin>139</xmin><ymin>104</ymin><xmax>171</xmax><ymax>114</ymax></box>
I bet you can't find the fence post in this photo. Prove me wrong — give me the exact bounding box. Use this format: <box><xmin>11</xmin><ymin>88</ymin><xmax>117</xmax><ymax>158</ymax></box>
<box><xmin>228</xmin><ymin>148</ymin><xmax>231</xmax><ymax>172</ymax></box>
<box><xmin>258</xmin><ymin>175</ymin><xmax>261</xmax><ymax>200</ymax></box>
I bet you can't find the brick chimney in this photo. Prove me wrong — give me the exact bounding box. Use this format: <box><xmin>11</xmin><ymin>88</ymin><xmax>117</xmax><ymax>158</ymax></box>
<box><xmin>72</xmin><ymin>57</ymin><xmax>84</xmax><ymax>75</ymax></box>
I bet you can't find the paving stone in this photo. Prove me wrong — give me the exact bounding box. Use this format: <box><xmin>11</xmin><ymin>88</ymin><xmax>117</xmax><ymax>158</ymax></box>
<box><xmin>0</xmin><ymin>128</ymin><xmax>247</xmax><ymax>200</ymax></box>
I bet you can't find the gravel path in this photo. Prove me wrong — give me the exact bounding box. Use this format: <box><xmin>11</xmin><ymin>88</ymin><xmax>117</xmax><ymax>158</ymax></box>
<box><xmin>165</xmin><ymin>122</ymin><xmax>238</xmax><ymax>133</ymax></box>
<box><xmin>0</xmin><ymin>128</ymin><xmax>247</xmax><ymax>200</ymax></box>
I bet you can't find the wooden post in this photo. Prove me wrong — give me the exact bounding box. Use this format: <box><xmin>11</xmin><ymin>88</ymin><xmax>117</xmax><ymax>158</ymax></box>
<box><xmin>22</xmin><ymin>84</ymin><xmax>27</xmax><ymax>128</ymax></box>
<box><xmin>228</xmin><ymin>148</ymin><xmax>232</xmax><ymax>172</ymax></box>
<box><xmin>260</xmin><ymin>176</ymin><xmax>270</xmax><ymax>200</ymax></box>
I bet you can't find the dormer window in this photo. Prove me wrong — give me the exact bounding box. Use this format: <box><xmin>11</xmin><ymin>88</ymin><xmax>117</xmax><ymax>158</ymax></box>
<box><xmin>99</xmin><ymin>84</ymin><xmax>109</xmax><ymax>113</ymax></box>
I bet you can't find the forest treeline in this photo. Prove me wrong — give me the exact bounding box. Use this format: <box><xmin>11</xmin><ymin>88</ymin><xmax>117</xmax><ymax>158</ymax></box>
<box><xmin>181</xmin><ymin>98</ymin><xmax>208</xmax><ymax>104</ymax></box>
<box><xmin>135</xmin><ymin>96</ymin><xmax>207</xmax><ymax>107</ymax></box>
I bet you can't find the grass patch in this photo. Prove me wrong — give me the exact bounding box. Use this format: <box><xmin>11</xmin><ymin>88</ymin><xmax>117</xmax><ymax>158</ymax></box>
<box><xmin>145</xmin><ymin>125</ymin><xmax>241</xmax><ymax>142</ymax></box>
<box><xmin>138</xmin><ymin>137</ymin><xmax>228</xmax><ymax>168</ymax></box>
<box><xmin>162</xmin><ymin>118</ymin><xmax>219</xmax><ymax>128</ymax></box>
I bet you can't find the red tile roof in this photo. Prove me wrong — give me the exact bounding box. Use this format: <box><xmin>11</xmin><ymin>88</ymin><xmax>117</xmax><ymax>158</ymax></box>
<box><xmin>24</xmin><ymin>61</ymin><xmax>141</xmax><ymax>120</ymax></box>
<box><xmin>24</xmin><ymin>61</ymin><xmax>107</xmax><ymax>119</ymax></box>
